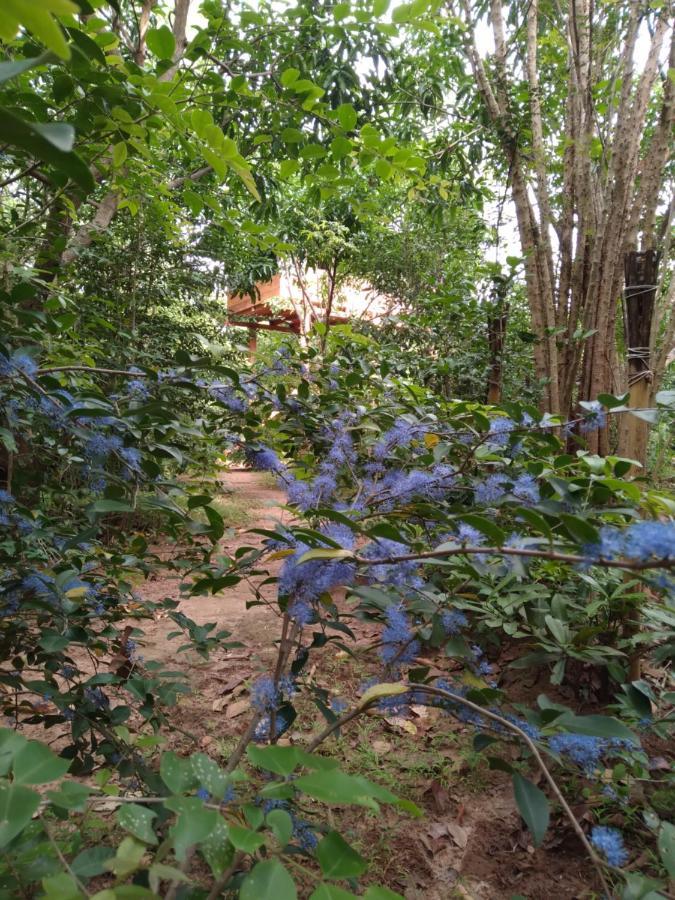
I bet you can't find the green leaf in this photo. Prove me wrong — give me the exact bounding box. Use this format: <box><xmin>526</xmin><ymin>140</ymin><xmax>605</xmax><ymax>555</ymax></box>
<box><xmin>2</xmin><ymin>0</ymin><xmax>78</xmax><ymax>59</ymax></box>
<box><xmin>280</xmin><ymin>68</ymin><xmax>300</xmax><ymax>87</ymax></box>
<box><xmin>165</xmin><ymin>798</ymin><xmax>219</xmax><ymax>861</ymax></box>
<box><xmin>0</xmin><ymin>729</ymin><xmax>27</xmax><ymax>775</ymax></box>
<box><xmin>240</xmin><ymin>860</ymin><xmax>297</xmax><ymax>900</ymax></box>
<box><xmin>374</xmin><ymin>158</ymin><xmax>392</xmax><ymax>179</ymax></box>
<box><xmin>279</xmin><ymin>159</ymin><xmax>299</xmax><ymax>178</ymax></box>
<box><xmin>512</xmin><ymin>773</ymin><xmax>549</xmax><ymax>847</ymax></box>
<box><xmin>297</xmin><ymin>548</ymin><xmax>354</xmax><ymax>564</ymax></box>
<box><xmin>162</xmin><ymin>751</ymin><xmax>198</xmax><ymax>793</ymax></box>
<box><xmin>310</xmin><ymin>886</ymin><xmax>357</xmax><ymax>899</ymax></box>
<box><xmin>71</xmin><ymin>846</ymin><xmax>115</xmax><ymax>878</ymax></box>
<box><xmin>317</xmin><ymin>831</ymin><xmax>367</xmax><ymax>878</ymax></box>
<box><xmin>41</xmin><ymin>873</ymin><xmax>83</xmax><ymax>900</ymax></box>
<box><xmin>117</xmin><ymin>803</ymin><xmax>158</xmax><ymax>845</ymax></box>
<box><xmin>228</xmin><ymin>824</ymin><xmax>265</xmax><ymax>853</ymax></box>
<box><xmin>199</xmin><ymin>818</ymin><xmax>233</xmax><ymax>877</ymax></box>
<box><xmin>112</xmin><ymin>141</ymin><xmax>127</xmax><ymax>167</ymax></box>
<box><xmin>146</xmin><ymin>25</ymin><xmax>175</xmax><ymax>60</ymax></box>
<box><xmin>104</xmin><ymin>837</ymin><xmax>146</xmax><ymax>878</ymax></box>
<box><xmin>0</xmin><ymin>52</ymin><xmax>55</xmax><ymax>84</ymax></box>
<box><xmin>266</xmin><ymin>809</ymin><xmax>293</xmax><ymax>846</ymax></box>
<box><xmin>294</xmin><ymin>769</ymin><xmax>395</xmax><ymax>809</ymax></box>
<box><xmin>47</xmin><ymin>780</ymin><xmax>91</xmax><ymax>811</ymax></box>
<box><xmin>360</xmin><ymin>682</ymin><xmax>406</xmax><ymax>706</ymax></box>
<box><xmin>0</xmin><ymin>784</ymin><xmax>41</xmax><ymax>847</ymax></box>
<box><xmin>557</xmin><ymin>714</ymin><xmax>638</xmax><ymax>743</ymax></box>
<box><xmin>456</xmin><ymin>513</ymin><xmax>505</xmax><ymax>545</ymax></box>
<box><xmin>13</xmin><ymin>740</ymin><xmax>70</xmax><ymax>784</ymax></box>
<box><xmin>87</xmin><ymin>499</ymin><xmax>134</xmax><ymax>514</ymax></box>
<box><xmin>658</xmin><ymin>822</ymin><xmax>675</xmax><ymax>879</ymax></box>
<box><xmin>0</xmin><ymin>107</ymin><xmax>94</xmax><ymax>192</ymax></box>
<box><xmin>336</xmin><ymin>103</ymin><xmax>358</xmax><ymax>131</ymax></box>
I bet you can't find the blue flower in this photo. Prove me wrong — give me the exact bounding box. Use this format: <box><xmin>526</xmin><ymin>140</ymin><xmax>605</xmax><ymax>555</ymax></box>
<box><xmin>247</xmin><ymin>445</ymin><xmax>285</xmax><ymax>474</ymax></box>
<box><xmin>362</xmin><ymin>539</ymin><xmax>423</xmax><ymax>590</ymax></box>
<box><xmin>579</xmin><ymin>401</ymin><xmax>606</xmax><ymax>434</ymax></box>
<box><xmin>373</xmin><ymin>418</ymin><xmax>426</xmax><ymax>461</ymax></box>
<box><xmin>379</xmin><ymin>603</ymin><xmax>420</xmax><ymax>670</ymax></box>
<box><xmin>590</xmin><ymin>826</ymin><xmax>628</xmax><ymax>867</ymax></box>
<box><xmin>512</xmin><ymin>473</ymin><xmax>539</xmax><ymax>505</ymax></box>
<box><xmin>208</xmin><ymin>382</ymin><xmax>248</xmax><ymax>413</ymax></box>
<box><xmin>474</xmin><ymin>473</ymin><xmax>508</xmax><ymax>505</ymax></box>
<box><xmin>548</xmin><ymin>733</ymin><xmax>604</xmax><ymax>773</ymax></box>
<box><xmin>196</xmin><ymin>787</ymin><xmax>210</xmax><ymax>802</ymax></box>
<box><xmin>488</xmin><ymin>416</ymin><xmax>515</xmax><ymax>447</ymax></box>
<box><xmin>251</xmin><ymin>676</ymin><xmax>279</xmax><ymax>713</ymax></box>
<box><xmin>441</xmin><ymin>609</ymin><xmax>468</xmax><ymax>635</ymax></box>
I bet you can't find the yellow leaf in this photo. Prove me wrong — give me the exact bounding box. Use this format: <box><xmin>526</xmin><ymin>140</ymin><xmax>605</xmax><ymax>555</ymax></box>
<box><xmin>424</xmin><ymin>433</ymin><xmax>439</xmax><ymax>448</ymax></box>
<box><xmin>267</xmin><ymin>549</ymin><xmax>295</xmax><ymax>560</ymax></box>
<box><xmin>360</xmin><ymin>682</ymin><xmax>407</xmax><ymax>706</ymax></box>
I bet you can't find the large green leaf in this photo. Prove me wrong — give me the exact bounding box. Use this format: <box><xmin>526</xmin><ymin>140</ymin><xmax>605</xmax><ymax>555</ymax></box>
<box><xmin>658</xmin><ymin>822</ymin><xmax>675</xmax><ymax>879</ymax></box>
<box><xmin>512</xmin><ymin>773</ymin><xmax>549</xmax><ymax>847</ymax></box>
<box><xmin>240</xmin><ymin>860</ymin><xmax>297</xmax><ymax>900</ymax></box>
<box><xmin>0</xmin><ymin>52</ymin><xmax>55</xmax><ymax>84</ymax></box>
<box><xmin>558</xmin><ymin>714</ymin><xmax>637</xmax><ymax>743</ymax></box>
<box><xmin>0</xmin><ymin>107</ymin><xmax>93</xmax><ymax>192</ymax></box>
<box><xmin>1</xmin><ymin>0</ymin><xmax>77</xmax><ymax>59</ymax></box>
<box><xmin>13</xmin><ymin>740</ymin><xmax>70</xmax><ymax>784</ymax></box>
<box><xmin>146</xmin><ymin>25</ymin><xmax>175</xmax><ymax>60</ymax></box>
<box><xmin>165</xmin><ymin>798</ymin><xmax>219</xmax><ymax>860</ymax></box>
<box><xmin>0</xmin><ymin>784</ymin><xmax>41</xmax><ymax>847</ymax></box>
<box><xmin>294</xmin><ymin>769</ymin><xmax>395</xmax><ymax>808</ymax></box>
<box><xmin>317</xmin><ymin>831</ymin><xmax>367</xmax><ymax>878</ymax></box>
<box><xmin>117</xmin><ymin>804</ymin><xmax>158</xmax><ymax>845</ymax></box>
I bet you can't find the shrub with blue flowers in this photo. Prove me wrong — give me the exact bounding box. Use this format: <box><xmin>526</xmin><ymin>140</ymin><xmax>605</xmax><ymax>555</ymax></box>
<box><xmin>1</xmin><ymin>271</ymin><xmax>675</xmax><ymax>897</ymax></box>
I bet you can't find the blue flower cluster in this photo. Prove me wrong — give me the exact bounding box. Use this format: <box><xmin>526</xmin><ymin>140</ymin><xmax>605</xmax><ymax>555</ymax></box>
<box><xmin>585</xmin><ymin>521</ymin><xmax>675</xmax><ymax>563</ymax></box>
<box><xmin>590</xmin><ymin>826</ymin><xmax>628</xmax><ymax>867</ymax></box>
<box><xmin>278</xmin><ymin>524</ymin><xmax>356</xmax><ymax>625</ymax></box>
<box><xmin>487</xmin><ymin>416</ymin><xmax>515</xmax><ymax>447</ymax></box>
<box><xmin>362</xmin><ymin>538</ymin><xmax>423</xmax><ymax>590</ymax></box>
<box><xmin>441</xmin><ymin>609</ymin><xmax>469</xmax><ymax>635</ymax></box>
<box><xmin>369</xmin><ymin>464</ymin><xmax>456</xmax><ymax>511</ymax></box>
<box><xmin>372</xmin><ymin>417</ymin><xmax>427</xmax><ymax>461</ymax></box>
<box><xmin>208</xmin><ymin>382</ymin><xmax>249</xmax><ymax>413</ymax></box>
<box><xmin>579</xmin><ymin>401</ymin><xmax>607</xmax><ymax>434</ymax></box>
<box><xmin>246</xmin><ymin>445</ymin><xmax>284</xmax><ymax>473</ymax></box>
<box><xmin>379</xmin><ymin>603</ymin><xmax>420</xmax><ymax>671</ymax></box>
<box><xmin>0</xmin><ymin>353</ymin><xmax>39</xmax><ymax>378</ymax></box>
<box><xmin>548</xmin><ymin>732</ymin><xmax>637</xmax><ymax>774</ymax></box>
<box><xmin>250</xmin><ymin>674</ymin><xmax>296</xmax><ymax>714</ymax></box>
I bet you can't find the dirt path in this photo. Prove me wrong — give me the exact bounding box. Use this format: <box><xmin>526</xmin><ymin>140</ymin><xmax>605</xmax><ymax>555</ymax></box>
<box><xmin>138</xmin><ymin>470</ymin><xmax>290</xmax><ymax>738</ymax></box>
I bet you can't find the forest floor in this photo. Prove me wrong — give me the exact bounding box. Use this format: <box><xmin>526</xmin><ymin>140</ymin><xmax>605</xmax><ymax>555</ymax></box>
<box><xmin>134</xmin><ymin>470</ymin><xmax>597</xmax><ymax>900</ymax></box>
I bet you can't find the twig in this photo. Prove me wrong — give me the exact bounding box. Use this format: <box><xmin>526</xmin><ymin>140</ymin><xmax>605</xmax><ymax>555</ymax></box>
<box><xmin>40</xmin><ymin>815</ymin><xmax>91</xmax><ymax>897</ymax></box>
<box><xmin>204</xmin><ymin>851</ymin><xmax>244</xmax><ymax>900</ymax></box>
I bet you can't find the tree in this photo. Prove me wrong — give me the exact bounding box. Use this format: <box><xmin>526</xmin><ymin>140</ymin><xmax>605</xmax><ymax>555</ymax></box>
<box><xmin>408</xmin><ymin>1</ymin><xmax>674</xmax><ymax>454</ymax></box>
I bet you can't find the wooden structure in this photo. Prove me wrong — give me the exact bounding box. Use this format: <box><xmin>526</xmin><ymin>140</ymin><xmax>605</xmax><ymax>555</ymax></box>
<box><xmin>227</xmin><ymin>271</ymin><xmax>383</xmax><ymax>354</ymax></box>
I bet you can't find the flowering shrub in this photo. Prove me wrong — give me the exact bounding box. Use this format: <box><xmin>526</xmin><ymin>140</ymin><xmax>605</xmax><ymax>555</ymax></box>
<box><xmin>1</xmin><ymin>316</ymin><xmax>674</xmax><ymax>898</ymax></box>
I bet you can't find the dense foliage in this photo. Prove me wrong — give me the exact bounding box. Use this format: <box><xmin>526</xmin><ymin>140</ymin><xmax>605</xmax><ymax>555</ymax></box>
<box><xmin>0</xmin><ymin>1</ymin><xmax>673</xmax><ymax>899</ymax></box>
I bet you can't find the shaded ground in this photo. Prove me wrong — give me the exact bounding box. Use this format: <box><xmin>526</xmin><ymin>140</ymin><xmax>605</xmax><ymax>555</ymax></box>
<box><xmin>131</xmin><ymin>470</ymin><xmax>598</xmax><ymax>899</ymax></box>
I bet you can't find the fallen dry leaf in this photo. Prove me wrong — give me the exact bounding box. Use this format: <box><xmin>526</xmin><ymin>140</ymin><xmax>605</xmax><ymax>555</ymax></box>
<box><xmin>225</xmin><ymin>699</ymin><xmax>250</xmax><ymax>719</ymax></box>
<box><xmin>447</xmin><ymin>821</ymin><xmax>469</xmax><ymax>849</ymax></box>
<box><xmin>372</xmin><ymin>739</ymin><xmax>393</xmax><ymax>754</ymax></box>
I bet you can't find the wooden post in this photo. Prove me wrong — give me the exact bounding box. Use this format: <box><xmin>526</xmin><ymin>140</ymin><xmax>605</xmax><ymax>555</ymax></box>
<box><xmin>622</xmin><ymin>249</ymin><xmax>660</xmax><ymax>681</ymax></box>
